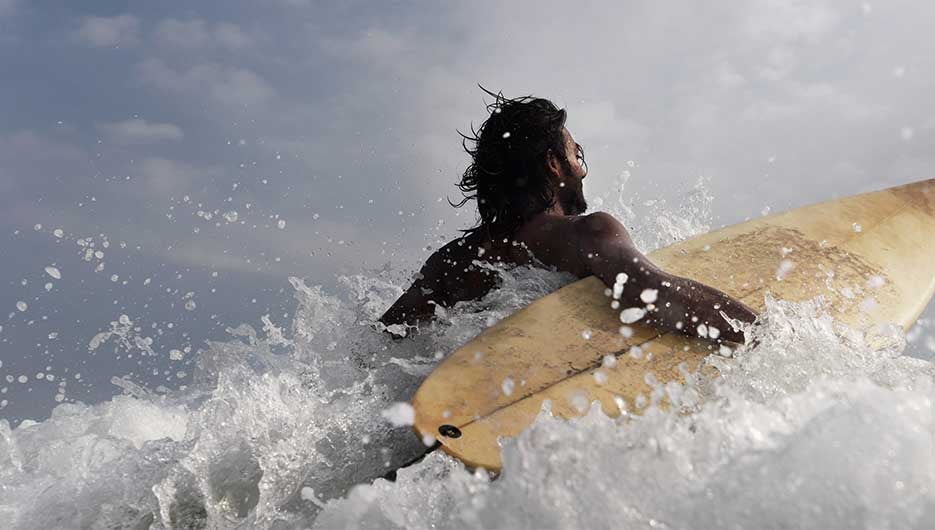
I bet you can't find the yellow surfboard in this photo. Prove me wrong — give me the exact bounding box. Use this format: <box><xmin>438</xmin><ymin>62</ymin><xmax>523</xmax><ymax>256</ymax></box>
<box><xmin>412</xmin><ymin>179</ymin><xmax>935</xmax><ymax>472</ymax></box>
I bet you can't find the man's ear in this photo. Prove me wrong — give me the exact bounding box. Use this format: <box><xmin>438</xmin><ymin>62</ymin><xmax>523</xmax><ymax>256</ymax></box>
<box><xmin>546</xmin><ymin>149</ymin><xmax>562</xmax><ymax>178</ymax></box>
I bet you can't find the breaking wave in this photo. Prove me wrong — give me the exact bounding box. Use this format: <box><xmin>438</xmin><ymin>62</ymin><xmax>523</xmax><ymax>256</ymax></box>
<box><xmin>1</xmin><ymin>175</ymin><xmax>933</xmax><ymax>529</ymax></box>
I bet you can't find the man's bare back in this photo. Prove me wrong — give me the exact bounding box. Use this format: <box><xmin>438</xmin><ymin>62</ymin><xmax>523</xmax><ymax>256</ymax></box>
<box><xmin>379</xmin><ymin>91</ymin><xmax>756</xmax><ymax>343</ymax></box>
<box><xmin>377</xmin><ymin>214</ymin><xmax>566</xmax><ymax>327</ymax></box>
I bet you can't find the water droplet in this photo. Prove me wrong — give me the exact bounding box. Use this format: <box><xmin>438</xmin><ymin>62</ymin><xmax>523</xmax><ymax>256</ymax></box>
<box><xmin>776</xmin><ymin>259</ymin><xmax>795</xmax><ymax>280</ymax></box>
<box><xmin>501</xmin><ymin>377</ymin><xmax>515</xmax><ymax>396</ymax></box>
<box><xmin>620</xmin><ymin>307</ymin><xmax>646</xmax><ymax>324</ymax></box>
<box><xmin>593</xmin><ymin>370</ymin><xmax>608</xmax><ymax>385</ymax></box>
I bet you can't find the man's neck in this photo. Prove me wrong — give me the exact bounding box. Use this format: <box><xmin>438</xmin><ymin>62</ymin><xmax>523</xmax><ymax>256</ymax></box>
<box><xmin>544</xmin><ymin>202</ymin><xmax>568</xmax><ymax>216</ymax></box>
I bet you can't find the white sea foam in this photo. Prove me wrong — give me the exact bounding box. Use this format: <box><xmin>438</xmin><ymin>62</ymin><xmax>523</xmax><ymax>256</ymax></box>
<box><xmin>0</xmin><ymin>262</ymin><xmax>573</xmax><ymax>529</ymax></box>
<box><xmin>314</xmin><ymin>297</ymin><xmax>935</xmax><ymax>530</ymax></box>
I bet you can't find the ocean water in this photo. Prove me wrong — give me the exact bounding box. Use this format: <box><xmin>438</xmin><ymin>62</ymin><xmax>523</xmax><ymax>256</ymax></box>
<box><xmin>1</xmin><ymin>179</ymin><xmax>934</xmax><ymax>529</ymax></box>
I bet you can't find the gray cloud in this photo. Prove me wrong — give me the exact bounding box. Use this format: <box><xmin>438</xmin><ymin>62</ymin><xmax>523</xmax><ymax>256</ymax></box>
<box><xmin>137</xmin><ymin>58</ymin><xmax>274</xmax><ymax>110</ymax></box>
<box><xmin>76</xmin><ymin>14</ymin><xmax>140</xmax><ymax>48</ymax></box>
<box><xmin>136</xmin><ymin>156</ymin><xmax>215</xmax><ymax>195</ymax></box>
<box><xmin>154</xmin><ymin>19</ymin><xmax>254</xmax><ymax>51</ymax></box>
<box><xmin>214</xmin><ymin>22</ymin><xmax>254</xmax><ymax>50</ymax></box>
<box><xmin>98</xmin><ymin>119</ymin><xmax>183</xmax><ymax>145</ymax></box>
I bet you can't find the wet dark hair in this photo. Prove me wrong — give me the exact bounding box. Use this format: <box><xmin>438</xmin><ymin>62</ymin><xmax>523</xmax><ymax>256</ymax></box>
<box><xmin>453</xmin><ymin>87</ymin><xmax>578</xmax><ymax>240</ymax></box>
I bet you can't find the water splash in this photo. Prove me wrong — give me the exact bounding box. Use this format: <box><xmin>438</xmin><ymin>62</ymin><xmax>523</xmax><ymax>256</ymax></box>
<box><xmin>605</xmin><ymin>171</ymin><xmax>713</xmax><ymax>252</ymax></box>
<box><xmin>0</xmin><ymin>261</ymin><xmax>568</xmax><ymax>529</ymax></box>
<box><xmin>313</xmin><ymin>297</ymin><xmax>935</xmax><ymax>530</ymax></box>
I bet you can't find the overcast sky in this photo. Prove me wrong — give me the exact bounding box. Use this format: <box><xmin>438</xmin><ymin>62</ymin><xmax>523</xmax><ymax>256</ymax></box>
<box><xmin>2</xmin><ymin>0</ymin><xmax>934</xmax><ymax>423</ymax></box>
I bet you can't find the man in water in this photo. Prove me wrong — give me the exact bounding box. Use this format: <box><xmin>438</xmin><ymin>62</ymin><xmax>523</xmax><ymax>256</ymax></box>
<box><xmin>380</xmin><ymin>90</ymin><xmax>756</xmax><ymax>343</ymax></box>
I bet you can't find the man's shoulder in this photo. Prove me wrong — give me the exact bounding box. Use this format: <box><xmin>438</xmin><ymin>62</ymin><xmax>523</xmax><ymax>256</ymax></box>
<box><xmin>432</xmin><ymin>234</ymin><xmax>475</xmax><ymax>260</ymax></box>
<box><xmin>518</xmin><ymin>212</ymin><xmax>623</xmax><ymax>243</ymax></box>
<box><xmin>574</xmin><ymin>211</ymin><xmax>627</xmax><ymax>238</ymax></box>
<box><xmin>421</xmin><ymin>235</ymin><xmax>476</xmax><ymax>275</ymax></box>
<box><xmin>525</xmin><ymin>211</ymin><xmax>623</xmax><ymax>231</ymax></box>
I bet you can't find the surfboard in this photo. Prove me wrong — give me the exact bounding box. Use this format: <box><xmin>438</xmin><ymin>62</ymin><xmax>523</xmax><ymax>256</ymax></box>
<box><xmin>411</xmin><ymin>179</ymin><xmax>935</xmax><ymax>472</ymax></box>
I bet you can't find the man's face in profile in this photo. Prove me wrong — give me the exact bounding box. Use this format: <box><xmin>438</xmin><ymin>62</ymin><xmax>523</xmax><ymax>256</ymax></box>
<box><xmin>555</xmin><ymin>128</ymin><xmax>588</xmax><ymax>215</ymax></box>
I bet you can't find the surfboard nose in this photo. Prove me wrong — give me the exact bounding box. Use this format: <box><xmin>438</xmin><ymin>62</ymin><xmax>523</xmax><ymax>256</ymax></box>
<box><xmin>891</xmin><ymin>177</ymin><xmax>935</xmax><ymax>216</ymax></box>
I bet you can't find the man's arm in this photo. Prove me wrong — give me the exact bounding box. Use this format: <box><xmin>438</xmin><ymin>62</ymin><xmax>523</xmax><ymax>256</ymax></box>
<box><xmin>576</xmin><ymin>212</ymin><xmax>756</xmax><ymax>344</ymax></box>
<box><xmin>379</xmin><ymin>253</ymin><xmax>447</xmax><ymax>332</ymax></box>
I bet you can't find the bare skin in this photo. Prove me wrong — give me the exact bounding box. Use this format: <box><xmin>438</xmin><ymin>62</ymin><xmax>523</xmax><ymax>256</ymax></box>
<box><xmin>380</xmin><ymin>129</ymin><xmax>757</xmax><ymax>343</ymax></box>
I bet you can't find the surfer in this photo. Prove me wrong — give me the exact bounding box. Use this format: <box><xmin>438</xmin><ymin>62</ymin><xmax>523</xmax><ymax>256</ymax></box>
<box><xmin>381</xmin><ymin>89</ymin><xmax>756</xmax><ymax>344</ymax></box>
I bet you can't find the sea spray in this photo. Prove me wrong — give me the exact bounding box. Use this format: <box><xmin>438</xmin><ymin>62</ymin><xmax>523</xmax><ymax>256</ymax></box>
<box><xmin>0</xmin><ymin>263</ymin><xmax>568</xmax><ymax>529</ymax></box>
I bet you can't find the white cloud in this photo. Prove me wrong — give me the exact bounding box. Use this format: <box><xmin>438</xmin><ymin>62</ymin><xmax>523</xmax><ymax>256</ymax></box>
<box><xmin>76</xmin><ymin>14</ymin><xmax>139</xmax><ymax>48</ymax></box>
<box><xmin>155</xmin><ymin>19</ymin><xmax>254</xmax><ymax>51</ymax></box>
<box><xmin>138</xmin><ymin>58</ymin><xmax>274</xmax><ymax>109</ymax></box>
<box><xmin>98</xmin><ymin>118</ymin><xmax>183</xmax><ymax>144</ymax></box>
